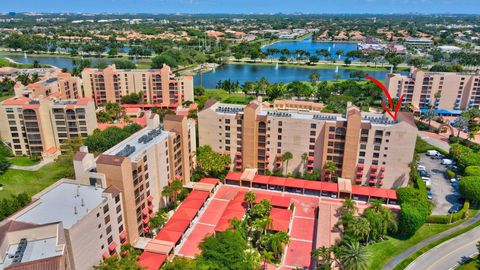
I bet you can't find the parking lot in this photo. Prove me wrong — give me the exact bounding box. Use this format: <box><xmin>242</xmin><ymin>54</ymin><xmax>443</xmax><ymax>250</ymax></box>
<box><xmin>419</xmin><ymin>154</ymin><xmax>461</xmax><ymax>215</ymax></box>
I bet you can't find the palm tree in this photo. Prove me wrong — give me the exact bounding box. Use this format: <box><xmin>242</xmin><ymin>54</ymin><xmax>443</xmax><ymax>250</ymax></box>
<box><xmin>312</xmin><ymin>246</ymin><xmax>332</xmax><ymax>268</ymax></box>
<box><xmin>337</xmin><ymin>241</ymin><xmax>369</xmax><ymax>270</ymax></box>
<box><xmin>421</xmin><ymin>108</ymin><xmax>438</xmax><ymax>127</ymax></box>
<box><xmin>468</xmin><ymin>131</ymin><xmax>477</xmax><ymax>145</ymax></box>
<box><xmin>350</xmin><ymin>217</ymin><xmax>370</xmax><ymax>243</ymax></box>
<box><xmin>301</xmin><ymin>153</ymin><xmax>308</xmax><ymax>172</ymax></box>
<box><xmin>161</xmin><ymin>185</ymin><xmax>173</xmax><ymax>206</ymax></box>
<box><xmin>244</xmin><ymin>191</ymin><xmax>256</xmax><ymax>210</ymax></box>
<box><xmin>280</xmin><ymin>151</ymin><xmax>293</xmax><ymax>174</ymax></box>
<box><xmin>452</xmin><ymin>116</ymin><xmax>468</xmax><ymax>137</ymax></box>
<box><xmin>323</xmin><ymin>161</ymin><xmax>337</xmax><ymax>181</ymax></box>
<box><xmin>309</xmin><ymin>71</ymin><xmax>320</xmax><ymax>85</ymax></box>
<box><xmin>170</xmin><ymin>180</ymin><xmax>183</xmax><ymax>203</ymax></box>
<box><xmin>339</xmin><ymin>198</ymin><xmax>357</xmax><ymax>215</ymax></box>
<box><xmin>268</xmin><ymin>231</ymin><xmax>290</xmax><ymax>260</ymax></box>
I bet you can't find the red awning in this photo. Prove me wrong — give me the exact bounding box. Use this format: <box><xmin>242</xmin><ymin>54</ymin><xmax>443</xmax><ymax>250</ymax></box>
<box><xmin>147</xmin><ymin>195</ymin><xmax>153</xmax><ymax>202</ymax></box>
<box><xmin>284</xmin><ymin>179</ymin><xmax>305</xmax><ymax>189</ymax></box>
<box><xmin>356</xmin><ymin>171</ymin><xmax>363</xmax><ymax>175</ymax></box>
<box><xmin>276</xmin><ymin>154</ymin><xmax>283</xmax><ymax>158</ymax></box>
<box><xmin>355</xmin><ymin>178</ymin><xmax>362</xmax><ymax>183</ymax></box>
<box><xmin>108</xmin><ymin>242</ymin><xmax>117</xmax><ymax>252</ymax></box>
<box><xmin>102</xmin><ymin>252</ymin><xmax>109</xmax><ymax>259</ymax></box>
<box><xmin>380</xmin><ymin>167</ymin><xmax>385</xmax><ymax>171</ymax></box>
<box><xmin>143</xmin><ymin>217</ymin><xmax>150</xmax><ymax>224</ymax></box>
<box><xmin>235</xmin><ymin>165</ymin><xmax>242</xmax><ymax>170</ymax></box>
<box><xmin>307</xmin><ymin>156</ymin><xmax>314</xmax><ymax>161</ymax></box>
<box><xmin>371</xmin><ymin>165</ymin><xmax>378</xmax><ymax>170</ymax></box>
<box><xmin>307</xmin><ymin>163</ymin><xmax>314</xmax><ymax>168</ymax></box>
<box><xmin>357</xmin><ymin>164</ymin><xmax>364</xmax><ymax>168</ymax></box>
<box><xmin>322</xmin><ymin>182</ymin><xmax>338</xmax><ymax>193</ymax></box>
<box><xmin>148</xmin><ymin>204</ymin><xmax>154</xmax><ymax>210</ymax></box>
<box><xmin>352</xmin><ymin>186</ymin><xmax>370</xmax><ymax>196</ymax></box>
<box><xmin>120</xmin><ymin>231</ymin><xmax>127</xmax><ymax>240</ymax></box>
<box><xmin>235</xmin><ymin>159</ymin><xmax>243</xmax><ymax>163</ymax></box>
<box><xmin>225</xmin><ymin>171</ymin><xmax>242</xmax><ymax>181</ymax></box>
<box><xmin>143</xmin><ymin>227</ymin><xmax>149</xmax><ymax>233</ymax></box>
<box><xmin>269</xmin><ymin>176</ymin><xmax>286</xmax><ymax>186</ymax></box>
<box><xmin>252</xmin><ymin>175</ymin><xmax>270</xmax><ymax>184</ymax></box>
<box><xmin>138</xmin><ymin>252</ymin><xmax>167</xmax><ymax>270</ymax></box>
<box><xmin>370</xmin><ymin>173</ymin><xmax>377</xmax><ymax>177</ymax></box>
<box><xmin>142</xmin><ymin>208</ymin><xmax>148</xmax><ymax>216</ymax></box>
<box><xmin>378</xmin><ymin>181</ymin><xmax>384</xmax><ymax>186</ymax></box>
<box><xmin>380</xmin><ymin>174</ymin><xmax>385</xmax><ymax>179</ymax></box>
<box><xmin>236</xmin><ymin>152</ymin><xmax>242</xmax><ymax>156</ymax></box>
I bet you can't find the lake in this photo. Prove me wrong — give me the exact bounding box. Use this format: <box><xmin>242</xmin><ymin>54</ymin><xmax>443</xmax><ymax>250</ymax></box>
<box><xmin>194</xmin><ymin>64</ymin><xmax>400</xmax><ymax>88</ymax></box>
<box><xmin>0</xmin><ymin>53</ymin><xmax>118</xmax><ymax>70</ymax></box>
<box><xmin>261</xmin><ymin>36</ymin><xmax>358</xmax><ymax>60</ymax></box>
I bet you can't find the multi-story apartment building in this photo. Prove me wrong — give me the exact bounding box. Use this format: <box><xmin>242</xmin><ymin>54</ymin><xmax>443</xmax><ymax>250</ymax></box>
<box><xmin>198</xmin><ymin>100</ymin><xmax>417</xmax><ymax>188</ymax></box>
<box><xmin>14</xmin><ymin>71</ymin><xmax>82</xmax><ymax>100</ymax></box>
<box><xmin>385</xmin><ymin>68</ymin><xmax>480</xmax><ymax>110</ymax></box>
<box><xmin>73</xmin><ymin>112</ymin><xmax>196</xmax><ymax>245</ymax></box>
<box><xmin>0</xmin><ymin>96</ymin><xmax>97</xmax><ymax>157</ymax></box>
<box><xmin>6</xmin><ymin>179</ymin><xmax>126</xmax><ymax>270</ymax></box>
<box><xmin>81</xmin><ymin>64</ymin><xmax>194</xmax><ymax>107</ymax></box>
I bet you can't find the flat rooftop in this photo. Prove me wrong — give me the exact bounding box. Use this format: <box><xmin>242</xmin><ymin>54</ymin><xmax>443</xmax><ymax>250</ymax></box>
<box><xmin>102</xmin><ymin>126</ymin><xmax>170</xmax><ymax>161</ymax></box>
<box><xmin>0</xmin><ymin>237</ymin><xmax>62</xmax><ymax>270</ymax></box>
<box><xmin>16</xmin><ymin>183</ymin><xmax>105</xmax><ymax>229</ymax></box>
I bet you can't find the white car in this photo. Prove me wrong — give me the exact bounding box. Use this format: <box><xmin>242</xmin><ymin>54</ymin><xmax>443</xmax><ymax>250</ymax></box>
<box><xmin>442</xmin><ymin>159</ymin><xmax>453</xmax><ymax>166</ymax></box>
<box><xmin>450</xmin><ymin>178</ymin><xmax>458</xmax><ymax>183</ymax></box>
<box><xmin>427</xmin><ymin>150</ymin><xmax>440</xmax><ymax>156</ymax></box>
<box><xmin>417</xmin><ymin>165</ymin><xmax>426</xmax><ymax>171</ymax></box>
<box><xmin>422</xmin><ymin>176</ymin><xmax>431</xmax><ymax>182</ymax></box>
<box><xmin>424</xmin><ymin>180</ymin><xmax>432</xmax><ymax>187</ymax></box>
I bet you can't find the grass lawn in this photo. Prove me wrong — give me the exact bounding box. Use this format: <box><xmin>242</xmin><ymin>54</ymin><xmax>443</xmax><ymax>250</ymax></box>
<box><xmin>203</xmin><ymin>89</ymin><xmax>253</xmax><ymax>105</ymax></box>
<box><xmin>0</xmin><ymin>57</ymin><xmax>33</xmax><ymax>68</ymax></box>
<box><xmin>0</xmin><ymin>162</ymin><xmax>68</xmax><ymax>200</ymax></box>
<box><xmin>366</xmin><ymin>220</ymin><xmax>466</xmax><ymax>270</ymax></box>
<box><xmin>7</xmin><ymin>157</ymin><xmax>40</xmax><ymax>166</ymax></box>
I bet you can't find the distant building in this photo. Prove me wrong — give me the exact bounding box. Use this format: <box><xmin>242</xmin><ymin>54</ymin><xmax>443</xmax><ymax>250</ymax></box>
<box><xmin>0</xmin><ymin>96</ymin><xmax>97</xmax><ymax>157</ymax></box>
<box><xmin>198</xmin><ymin>100</ymin><xmax>417</xmax><ymax>189</ymax></box>
<box><xmin>73</xmin><ymin>112</ymin><xmax>196</xmax><ymax>245</ymax></box>
<box><xmin>7</xmin><ymin>179</ymin><xmax>126</xmax><ymax>270</ymax></box>
<box><xmin>404</xmin><ymin>37</ymin><xmax>433</xmax><ymax>46</ymax></box>
<box><xmin>81</xmin><ymin>64</ymin><xmax>193</xmax><ymax>107</ymax></box>
<box><xmin>385</xmin><ymin>68</ymin><xmax>480</xmax><ymax>110</ymax></box>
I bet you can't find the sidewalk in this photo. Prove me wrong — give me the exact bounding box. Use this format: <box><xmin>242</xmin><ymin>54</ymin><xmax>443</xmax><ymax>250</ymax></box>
<box><xmin>10</xmin><ymin>159</ymin><xmax>53</xmax><ymax>171</ymax></box>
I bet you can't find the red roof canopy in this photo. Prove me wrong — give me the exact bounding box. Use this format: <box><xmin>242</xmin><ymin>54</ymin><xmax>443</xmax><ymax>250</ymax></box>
<box><xmin>252</xmin><ymin>175</ymin><xmax>270</xmax><ymax>184</ymax></box>
<box><xmin>188</xmin><ymin>190</ymin><xmax>210</xmax><ymax>201</ymax></box>
<box><xmin>138</xmin><ymin>252</ymin><xmax>167</xmax><ymax>270</ymax></box>
<box><xmin>225</xmin><ymin>171</ymin><xmax>242</xmax><ymax>181</ymax></box>
<box><xmin>386</xmin><ymin>189</ymin><xmax>397</xmax><ymax>200</ymax></box>
<box><xmin>269</xmin><ymin>176</ymin><xmax>286</xmax><ymax>186</ymax></box>
<box><xmin>175</xmin><ymin>206</ymin><xmax>199</xmax><ymax>221</ymax></box>
<box><xmin>322</xmin><ymin>182</ymin><xmax>338</xmax><ymax>193</ymax></box>
<box><xmin>271</xmin><ymin>196</ymin><xmax>291</xmax><ymax>208</ymax></box>
<box><xmin>284</xmin><ymin>179</ymin><xmax>305</xmax><ymax>189</ymax></box>
<box><xmin>351</xmin><ymin>186</ymin><xmax>370</xmax><ymax>197</ymax></box>
<box><xmin>162</xmin><ymin>219</ymin><xmax>190</xmax><ymax>233</ymax></box>
<box><xmin>199</xmin><ymin>178</ymin><xmax>218</xmax><ymax>185</ymax></box>
<box><xmin>369</xmin><ymin>187</ymin><xmax>388</xmax><ymax>198</ymax></box>
<box><xmin>303</xmin><ymin>181</ymin><xmax>323</xmax><ymax>191</ymax></box>
<box><xmin>155</xmin><ymin>229</ymin><xmax>183</xmax><ymax>243</ymax></box>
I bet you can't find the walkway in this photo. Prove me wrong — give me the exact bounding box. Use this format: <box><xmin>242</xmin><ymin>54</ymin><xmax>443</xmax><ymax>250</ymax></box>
<box><xmin>382</xmin><ymin>212</ymin><xmax>480</xmax><ymax>270</ymax></box>
<box><xmin>10</xmin><ymin>159</ymin><xmax>53</xmax><ymax>171</ymax></box>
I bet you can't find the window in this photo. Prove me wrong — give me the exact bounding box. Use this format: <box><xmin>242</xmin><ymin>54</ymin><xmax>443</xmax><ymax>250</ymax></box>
<box><xmin>278</xmin><ymin>135</ymin><xmax>282</xmax><ymax>140</ymax></box>
<box><xmin>329</xmin><ymin>127</ymin><xmax>335</xmax><ymax>132</ymax></box>
<box><xmin>310</xmin><ymin>138</ymin><xmax>315</xmax><ymax>143</ymax></box>
<box><xmin>311</xmin><ymin>124</ymin><xmax>316</xmax><ymax>129</ymax></box>
<box><xmin>278</xmin><ymin>128</ymin><xmax>282</xmax><ymax>133</ymax></box>
<box><xmin>359</xmin><ymin>152</ymin><xmax>365</xmax><ymax>157</ymax></box>
<box><xmin>116</xmin><ymin>205</ymin><xmax>122</xmax><ymax>214</ymax></box>
<box><xmin>310</xmin><ymin>131</ymin><xmax>316</xmax><ymax>136</ymax></box>
<box><xmin>278</xmin><ymin>121</ymin><xmax>282</xmax><ymax>126</ymax></box>
<box><xmin>104</xmin><ymin>216</ymin><xmax>110</xmax><ymax>224</ymax></box>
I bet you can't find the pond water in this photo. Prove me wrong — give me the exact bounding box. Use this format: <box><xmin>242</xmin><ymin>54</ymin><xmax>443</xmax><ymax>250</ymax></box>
<box><xmin>194</xmin><ymin>64</ymin><xmax>402</xmax><ymax>88</ymax></box>
<box><xmin>0</xmin><ymin>53</ymin><xmax>117</xmax><ymax>70</ymax></box>
<box><xmin>261</xmin><ymin>36</ymin><xmax>359</xmax><ymax>60</ymax></box>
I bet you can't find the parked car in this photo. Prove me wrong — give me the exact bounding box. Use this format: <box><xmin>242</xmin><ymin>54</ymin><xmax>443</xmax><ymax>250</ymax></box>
<box><xmin>419</xmin><ymin>171</ymin><xmax>431</xmax><ymax>178</ymax></box>
<box><xmin>417</xmin><ymin>165</ymin><xmax>426</xmax><ymax>171</ymax></box>
<box><xmin>427</xmin><ymin>190</ymin><xmax>433</xmax><ymax>200</ymax></box>
<box><xmin>424</xmin><ymin>180</ymin><xmax>432</xmax><ymax>188</ymax></box>
<box><xmin>448</xmin><ymin>204</ymin><xmax>462</xmax><ymax>214</ymax></box>
<box><xmin>432</xmin><ymin>154</ymin><xmax>445</xmax><ymax>159</ymax></box>
<box><xmin>442</xmin><ymin>159</ymin><xmax>454</xmax><ymax>165</ymax></box>
<box><xmin>422</xmin><ymin>176</ymin><xmax>432</xmax><ymax>182</ymax></box>
<box><xmin>427</xmin><ymin>150</ymin><xmax>440</xmax><ymax>156</ymax></box>
<box><xmin>450</xmin><ymin>177</ymin><xmax>458</xmax><ymax>183</ymax></box>
<box><xmin>452</xmin><ymin>181</ymin><xmax>460</xmax><ymax>190</ymax></box>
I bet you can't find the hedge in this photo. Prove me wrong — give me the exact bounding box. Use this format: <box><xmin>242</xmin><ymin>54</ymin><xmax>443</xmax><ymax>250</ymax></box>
<box><xmin>459</xmin><ymin>176</ymin><xmax>480</xmax><ymax>203</ymax></box>
<box><xmin>426</xmin><ymin>201</ymin><xmax>470</xmax><ymax>224</ymax></box>
<box><xmin>450</xmin><ymin>144</ymin><xmax>480</xmax><ymax>170</ymax></box>
<box><xmin>397</xmin><ymin>186</ymin><xmax>431</xmax><ymax>237</ymax></box>
<box><xmin>465</xmin><ymin>166</ymin><xmax>480</xmax><ymax>176</ymax></box>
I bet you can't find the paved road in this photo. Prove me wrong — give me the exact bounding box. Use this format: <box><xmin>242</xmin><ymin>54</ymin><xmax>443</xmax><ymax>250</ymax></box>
<box><xmin>420</xmin><ymin>154</ymin><xmax>460</xmax><ymax>215</ymax></box>
<box><xmin>405</xmin><ymin>225</ymin><xmax>480</xmax><ymax>270</ymax></box>
<box><xmin>382</xmin><ymin>212</ymin><xmax>480</xmax><ymax>270</ymax></box>
<box><xmin>419</xmin><ymin>131</ymin><xmax>450</xmax><ymax>153</ymax></box>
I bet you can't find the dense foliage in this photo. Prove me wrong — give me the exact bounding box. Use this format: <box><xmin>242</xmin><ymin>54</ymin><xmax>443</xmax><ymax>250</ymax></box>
<box><xmin>396</xmin><ymin>187</ymin><xmax>431</xmax><ymax>237</ymax></box>
<box><xmin>195</xmin><ymin>145</ymin><xmax>230</xmax><ymax>178</ymax></box>
<box><xmin>84</xmin><ymin>124</ymin><xmax>142</xmax><ymax>153</ymax></box>
<box><xmin>459</xmin><ymin>176</ymin><xmax>480</xmax><ymax>203</ymax></box>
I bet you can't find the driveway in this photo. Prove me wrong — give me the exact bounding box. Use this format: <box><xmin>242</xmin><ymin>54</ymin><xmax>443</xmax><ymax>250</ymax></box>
<box><xmin>419</xmin><ymin>154</ymin><xmax>460</xmax><ymax>215</ymax></box>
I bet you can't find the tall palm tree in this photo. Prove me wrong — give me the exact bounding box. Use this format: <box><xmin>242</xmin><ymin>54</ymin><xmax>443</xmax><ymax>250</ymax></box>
<box><xmin>170</xmin><ymin>180</ymin><xmax>183</xmax><ymax>203</ymax></box>
<box><xmin>323</xmin><ymin>161</ymin><xmax>337</xmax><ymax>181</ymax></box>
<box><xmin>301</xmin><ymin>153</ymin><xmax>308</xmax><ymax>172</ymax></box>
<box><xmin>268</xmin><ymin>231</ymin><xmax>290</xmax><ymax>260</ymax></box>
<box><xmin>337</xmin><ymin>241</ymin><xmax>369</xmax><ymax>270</ymax></box>
<box><xmin>312</xmin><ymin>246</ymin><xmax>332</xmax><ymax>268</ymax></box>
<box><xmin>244</xmin><ymin>191</ymin><xmax>256</xmax><ymax>210</ymax></box>
<box><xmin>350</xmin><ymin>217</ymin><xmax>370</xmax><ymax>243</ymax></box>
<box><xmin>161</xmin><ymin>185</ymin><xmax>173</xmax><ymax>206</ymax></box>
<box><xmin>281</xmin><ymin>151</ymin><xmax>293</xmax><ymax>174</ymax></box>
<box><xmin>339</xmin><ymin>198</ymin><xmax>357</xmax><ymax>215</ymax></box>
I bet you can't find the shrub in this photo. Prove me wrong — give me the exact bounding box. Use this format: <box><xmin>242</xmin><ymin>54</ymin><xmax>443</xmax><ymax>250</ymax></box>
<box><xmin>459</xmin><ymin>176</ymin><xmax>480</xmax><ymax>203</ymax></box>
<box><xmin>446</xmin><ymin>169</ymin><xmax>456</xmax><ymax>179</ymax></box>
<box><xmin>415</xmin><ymin>137</ymin><xmax>448</xmax><ymax>155</ymax></box>
<box><xmin>465</xmin><ymin>166</ymin><xmax>480</xmax><ymax>176</ymax></box>
<box><xmin>450</xmin><ymin>144</ymin><xmax>480</xmax><ymax>170</ymax></box>
<box><xmin>398</xmin><ymin>203</ymin><xmax>428</xmax><ymax>237</ymax></box>
<box><xmin>426</xmin><ymin>201</ymin><xmax>470</xmax><ymax>224</ymax></box>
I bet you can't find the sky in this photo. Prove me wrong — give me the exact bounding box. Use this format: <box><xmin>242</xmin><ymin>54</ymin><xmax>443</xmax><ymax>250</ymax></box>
<box><xmin>1</xmin><ymin>0</ymin><xmax>480</xmax><ymax>14</ymax></box>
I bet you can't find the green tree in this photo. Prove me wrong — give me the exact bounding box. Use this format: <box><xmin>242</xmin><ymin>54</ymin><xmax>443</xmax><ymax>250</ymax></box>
<box><xmin>151</xmin><ymin>54</ymin><xmax>178</xmax><ymax>68</ymax></box>
<box><xmin>195</xmin><ymin>145</ymin><xmax>230</xmax><ymax>178</ymax></box>
<box><xmin>386</xmin><ymin>55</ymin><xmax>403</xmax><ymax>70</ymax></box>
<box><xmin>363</xmin><ymin>200</ymin><xmax>397</xmax><ymax>241</ymax></box>
<box><xmin>267</xmin><ymin>231</ymin><xmax>289</xmax><ymax>260</ymax></box>
<box><xmin>452</xmin><ymin>116</ymin><xmax>468</xmax><ymax>137</ymax></box>
<box><xmin>421</xmin><ymin>108</ymin><xmax>438</xmax><ymax>127</ymax></box>
<box><xmin>309</xmin><ymin>71</ymin><xmax>321</xmax><ymax>85</ymax></box>
<box><xmin>244</xmin><ymin>191</ymin><xmax>256</xmax><ymax>210</ymax></box>
<box><xmin>197</xmin><ymin>230</ymin><xmax>260</xmax><ymax>270</ymax></box>
<box><xmin>280</xmin><ymin>151</ymin><xmax>293</xmax><ymax>174</ymax></box>
<box><xmin>459</xmin><ymin>176</ymin><xmax>480</xmax><ymax>203</ymax></box>
<box><xmin>94</xmin><ymin>244</ymin><xmax>142</xmax><ymax>270</ymax></box>
<box><xmin>323</xmin><ymin>161</ymin><xmax>337</xmax><ymax>181</ymax></box>
<box><xmin>149</xmin><ymin>209</ymin><xmax>168</xmax><ymax>230</ymax></box>
<box><xmin>349</xmin><ymin>70</ymin><xmax>367</xmax><ymax>81</ymax></box>
<box><xmin>336</xmin><ymin>241</ymin><xmax>369</xmax><ymax>270</ymax></box>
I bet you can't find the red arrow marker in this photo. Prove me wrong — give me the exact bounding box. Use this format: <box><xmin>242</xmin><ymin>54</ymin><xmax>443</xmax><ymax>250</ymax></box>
<box><xmin>365</xmin><ymin>75</ymin><xmax>404</xmax><ymax>121</ymax></box>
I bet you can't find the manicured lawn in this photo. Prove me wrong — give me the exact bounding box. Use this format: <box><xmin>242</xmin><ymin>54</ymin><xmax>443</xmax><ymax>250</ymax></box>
<box><xmin>7</xmin><ymin>157</ymin><xmax>40</xmax><ymax>166</ymax></box>
<box><xmin>366</xmin><ymin>221</ymin><xmax>465</xmax><ymax>270</ymax></box>
<box><xmin>0</xmin><ymin>162</ymin><xmax>68</xmax><ymax>200</ymax></box>
<box><xmin>0</xmin><ymin>57</ymin><xmax>33</xmax><ymax>68</ymax></box>
<box><xmin>204</xmin><ymin>89</ymin><xmax>253</xmax><ymax>105</ymax></box>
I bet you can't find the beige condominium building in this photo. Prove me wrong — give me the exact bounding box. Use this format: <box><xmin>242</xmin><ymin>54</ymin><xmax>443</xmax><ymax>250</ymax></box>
<box><xmin>6</xmin><ymin>179</ymin><xmax>126</xmax><ymax>270</ymax></box>
<box><xmin>81</xmin><ymin>64</ymin><xmax>194</xmax><ymax>107</ymax></box>
<box><xmin>14</xmin><ymin>71</ymin><xmax>83</xmax><ymax>100</ymax></box>
<box><xmin>385</xmin><ymin>68</ymin><xmax>480</xmax><ymax>110</ymax></box>
<box><xmin>0</xmin><ymin>96</ymin><xmax>97</xmax><ymax>157</ymax></box>
<box><xmin>198</xmin><ymin>100</ymin><xmax>418</xmax><ymax>189</ymax></box>
<box><xmin>73</xmin><ymin>112</ymin><xmax>196</xmax><ymax>245</ymax></box>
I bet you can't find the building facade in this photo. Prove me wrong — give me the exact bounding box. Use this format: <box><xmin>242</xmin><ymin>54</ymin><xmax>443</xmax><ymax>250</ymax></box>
<box><xmin>73</xmin><ymin>112</ymin><xmax>196</xmax><ymax>245</ymax></box>
<box><xmin>81</xmin><ymin>64</ymin><xmax>193</xmax><ymax>107</ymax></box>
<box><xmin>0</xmin><ymin>96</ymin><xmax>97</xmax><ymax>157</ymax></box>
<box><xmin>14</xmin><ymin>71</ymin><xmax>82</xmax><ymax>100</ymax></box>
<box><xmin>198</xmin><ymin>100</ymin><xmax>417</xmax><ymax>188</ymax></box>
<box><xmin>7</xmin><ymin>179</ymin><xmax>126</xmax><ymax>270</ymax></box>
<box><xmin>385</xmin><ymin>68</ymin><xmax>480</xmax><ymax>110</ymax></box>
